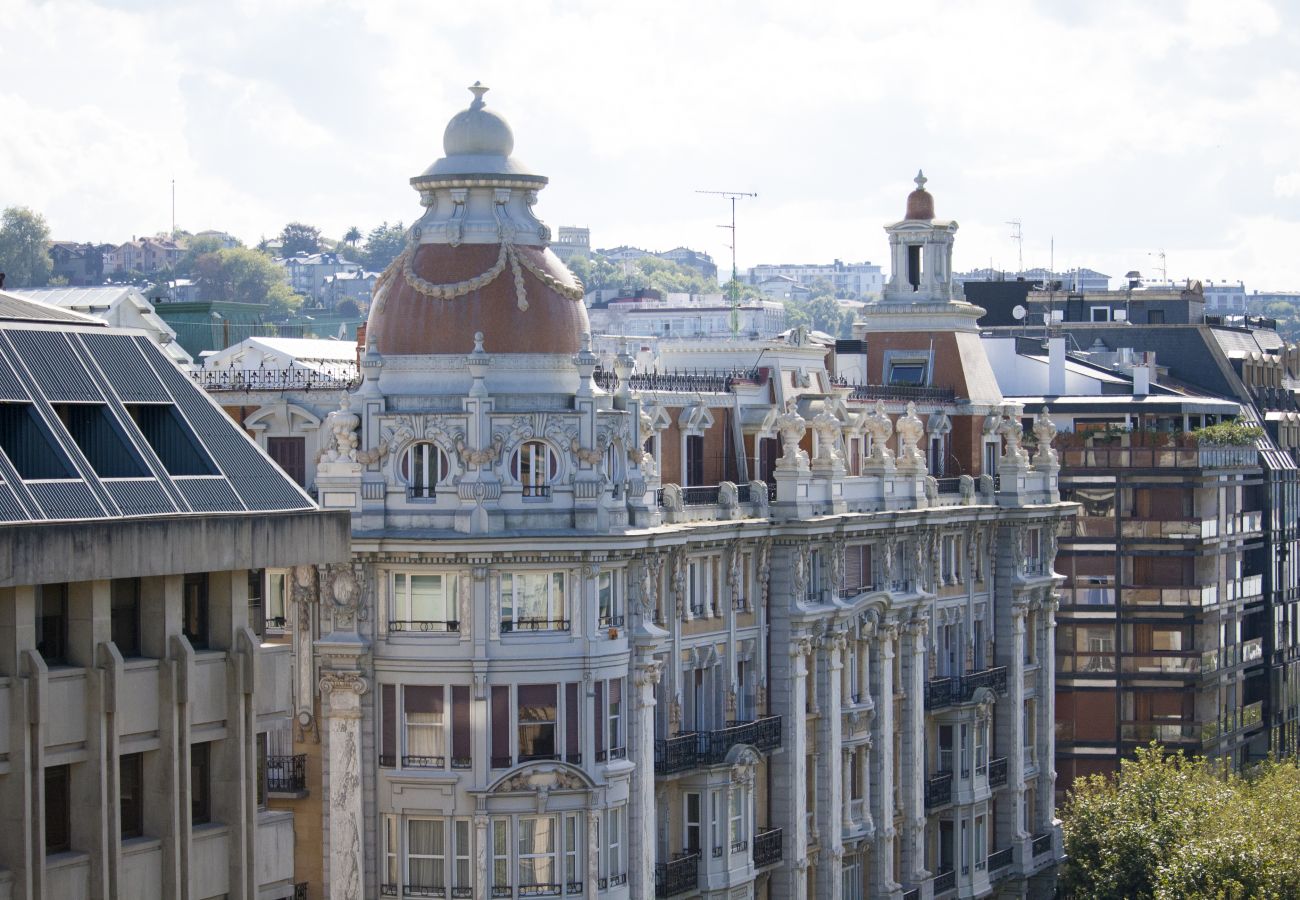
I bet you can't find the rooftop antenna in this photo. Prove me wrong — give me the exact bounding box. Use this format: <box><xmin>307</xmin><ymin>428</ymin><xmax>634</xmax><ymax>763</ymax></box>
<box><xmin>171</xmin><ymin>178</ymin><xmax>176</xmax><ymax>237</ymax></box>
<box><xmin>1007</xmin><ymin>219</ymin><xmax>1023</xmax><ymax>275</ymax></box>
<box><xmin>1148</xmin><ymin>249</ymin><xmax>1167</xmax><ymax>284</ymax></box>
<box><xmin>696</xmin><ymin>189</ymin><xmax>758</xmax><ymax>336</ymax></box>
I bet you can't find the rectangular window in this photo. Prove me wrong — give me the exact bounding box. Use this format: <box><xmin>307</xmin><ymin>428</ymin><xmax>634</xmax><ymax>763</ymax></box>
<box><xmin>120</xmin><ymin>752</ymin><xmax>144</xmax><ymax>839</ymax></box>
<box><xmin>518</xmin><ymin>684</ymin><xmax>558</xmax><ymax>761</ymax></box>
<box><xmin>45</xmin><ymin>764</ymin><xmax>71</xmax><ymax>853</ymax></box>
<box><xmin>598</xmin><ymin>571</ymin><xmax>622</xmax><ymax>627</ymax></box>
<box><xmin>975</xmin><ymin>814</ymin><xmax>987</xmax><ymax>870</ymax></box>
<box><xmin>451</xmin><ymin>685</ymin><xmax>471</xmax><ymax>768</ymax></box>
<box><xmin>454</xmin><ymin>818</ymin><xmax>472</xmax><ymax>892</ymax></box>
<box><xmin>607</xmin><ymin>807</ymin><xmax>623</xmax><ymax>880</ymax></box>
<box><xmin>501</xmin><ymin>572</ymin><xmax>568</xmax><ymax>631</ymax></box>
<box><xmin>111</xmin><ymin>577</ymin><xmax>141</xmax><ymax>656</ymax></box>
<box><xmin>729</xmin><ymin>787</ymin><xmax>746</xmax><ymax>850</ymax></box>
<box><xmin>267</xmin><ymin>436</ymin><xmax>307</xmax><ymax>486</ymax></box>
<box><xmin>391</xmin><ymin>572</ymin><xmax>458</xmax><ymax>631</ymax></box>
<box><xmin>688</xmin><ymin>560</ymin><xmax>705</xmax><ymax>616</ymax></box>
<box><xmin>1090</xmin><ymin>306</ymin><xmax>1111</xmax><ymax>322</ymax></box>
<box><xmin>381</xmin><ymin>684</ymin><xmax>397</xmax><ymax>767</ymax></box>
<box><xmin>264</xmin><ymin>570</ymin><xmax>288</xmax><ymax>629</ymax></box>
<box><xmin>686</xmin><ymin>434</ymin><xmax>705</xmax><ymax>486</ymax></box>
<box><xmin>404</xmin><ymin>685</ymin><xmax>445</xmax><ymax>767</ymax></box>
<box><xmin>408</xmin><ymin>818</ymin><xmax>445</xmax><ymax>891</ymax></box>
<box><xmin>491</xmin><ymin>685</ymin><xmax>511</xmax><ymax>768</ymax></box>
<box><xmin>685</xmin><ymin>792</ymin><xmax>701</xmax><ymax>853</ymax></box>
<box><xmin>36</xmin><ymin>583</ymin><xmax>68</xmax><ymax>665</ymax></box>
<box><xmin>564</xmin><ymin>813</ymin><xmax>581</xmax><ymax>889</ymax></box>
<box><xmin>190</xmin><ymin>742</ymin><xmax>211</xmax><ymax>825</ymax></box>
<box><xmin>710</xmin><ymin>790</ymin><xmax>723</xmax><ymax>856</ymax></box>
<box><xmin>608</xmin><ymin>678</ymin><xmax>623</xmax><ymax>757</ymax></box>
<box><xmin>518</xmin><ymin>816</ymin><xmax>557</xmax><ymax>890</ymax></box>
<box><xmin>887</xmin><ymin>361</ymin><xmax>927</xmax><ymax>386</ymax></box>
<box><xmin>183</xmin><ymin>573</ymin><xmax>209</xmax><ymax>650</ymax></box>
<box><xmin>565</xmin><ymin>682</ymin><xmax>581</xmax><ymax>764</ymax></box>
<box><xmin>492</xmin><ymin>819</ymin><xmax>510</xmax><ymax>890</ymax></box>
<box><xmin>383</xmin><ymin>815</ymin><xmax>399</xmax><ymax>891</ymax></box>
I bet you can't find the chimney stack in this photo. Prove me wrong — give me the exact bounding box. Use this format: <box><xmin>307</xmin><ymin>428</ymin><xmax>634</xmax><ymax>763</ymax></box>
<box><xmin>1048</xmin><ymin>337</ymin><xmax>1066</xmax><ymax>396</ymax></box>
<box><xmin>1133</xmin><ymin>365</ymin><xmax>1150</xmax><ymax>397</ymax></box>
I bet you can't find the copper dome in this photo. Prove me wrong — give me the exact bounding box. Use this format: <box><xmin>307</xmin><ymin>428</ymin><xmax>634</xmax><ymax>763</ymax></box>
<box><xmin>905</xmin><ymin>169</ymin><xmax>934</xmax><ymax>220</ymax></box>
<box><xmin>367</xmin><ymin>242</ymin><xmax>589</xmax><ymax>355</ymax></box>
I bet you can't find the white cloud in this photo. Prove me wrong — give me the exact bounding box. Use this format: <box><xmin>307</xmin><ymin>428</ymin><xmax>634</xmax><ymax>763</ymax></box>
<box><xmin>1</xmin><ymin>0</ymin><xmax>1298</xmax><ymax>290</ymax></box>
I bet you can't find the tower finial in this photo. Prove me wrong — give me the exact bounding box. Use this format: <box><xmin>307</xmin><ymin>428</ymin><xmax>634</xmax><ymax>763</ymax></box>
<box><xmin>468</xmin><ymin>81</ymin><xmax>488</xmax><ymax>110</ymax></box>
<box><xmin>914</xmin><ymin>169</ymin><xmax>927</xmax><ymax>191</ymax></box>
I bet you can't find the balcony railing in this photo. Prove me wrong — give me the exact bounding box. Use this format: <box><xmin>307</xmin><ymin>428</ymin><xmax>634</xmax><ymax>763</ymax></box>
<box><xmin>403</xmin><ymin>755</ymin><xmax>445</xmax><ymax>768</ymax></box>
<box><xmin>1059</xmin><ymin>445</ymin><xmax>1257</xmax><ymax>470</ymax></box>
<box><xmin>925</xmin><ymin>772</ymin><xmax>953</xmax><ymax>809</ymax></box>
<box><xmin>1121</xmin><ymin>584</ymin><xmax>1218</xmax><ymax>609</ymax></box>
<box><xmin>924</xmin><ymin>666</ymin><xmax>1009</xmax><ymax>710</ymax></box>
<box><xmin>654</xmin><ymin>716</ymin><xmax>782</xmax><ymax>774</ymax></box>
<box><xmin>266</xmin><ymin>754</ymin><xmax>306</xmax><ymax>793</ymax></box>
<box><xmin>654</xmin><ymin>851</ymin><xmax>700</xmax><ymax>898</ymax></box>
<box><xmin>681</xmin><ymin>485</ymin><xmax>721</xmax><ymax>506</ymax></box>
<box><xmin>988</xmin><ymin>756</ymin><xmax>1008</xmax><ymax>787</ymax></box>
<box><xmin>500</xmin><ymin>618</ymin><xmax>570</xmax><ymax>633</ymax></box>
<box><xmin>293</xmin><ymin>883</ymin><xmax>308</xmax><ymax>900</ymax></box>
<box><xmin>988</xmin><ymin>846</ymin><xmax>1013</xmax><ymax>872</ymax></box>
<box><xmin>389</xmin><ymin>620</ymin><xmax>460</xmax><ymax>633</ymax></box>
<box><xmin>518</xmin><ymin>884</ymin><xmax>562</xmax><ymax>897</ymax></box>
<box><xmin>596</xmin><ymin>368</ymin><xmax>763</xmax><ymax>395</ymax></box>
<box><xmin>933</xmin><ymin>868</ymin><xmax>956</xmax><ymax>893</ymax></box>
<box><xmin>191</xmin><ymin>368</ymin><xmax>358</xmax><ymax>393</ymax></box>
<box><xmin>847</xmin><ymin>383</ymin><xmax>956</xmax><ymax>403</ymax></box>
<box><xmin>753</xmin><ymin>826</ymin><xmax>783</xmax><ymax>868</ymax></box>
<box><xmin>1032</xmin><ymin>832</ymin><xmax>1053</xmax><ymax>857</ymax></box>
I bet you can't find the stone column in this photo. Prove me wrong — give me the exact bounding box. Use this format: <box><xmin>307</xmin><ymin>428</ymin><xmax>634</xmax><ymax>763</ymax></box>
<box><xmin>629</xmin><ymin>656</ymin><xmax>662</xmax><ymax>899</ymax></box>
<box><xmin>1003</xmin><ymin>603</ymin><xmax>1029</xmax><ymax>854</ymax></box>
<box><xmin>1037</xmin><ymin>593</ymin><xmax>1058</xmax><ymax>836</ymax></box>
<box><xmin>869</xmin><ymin>627</ymin><xmax>898</xmax><ymax>898</ymax></box>
<box><xmin>586</xmin><ymin>809</ymin><xmax>600</xmax><ymax>900</ymax></box>
<box><xmin>899</xmin><ymin>617</ymin><xmax>929</xmax><ymax>885</ymax></box>
<box><xmin>841</xmin><ymin>749</ymin><xmax>854</xmax><ymax>833</ymax></box>
<box><xmin>473</xmin><ymin>814</ymin><xmax>489</xmax><ymax>900</ymax></box>
<box><xmin>772</xmin><ymin>637</ymin><xmax>811</xmax><ymax>900</ymax></box>
<box><xmin>320</xmin><ymin>669</ymin><xmax>369</xmax><ymax>900</ymax></box>
<box><xmin>815</xmin><ymin>633</ymin><xmax>845</xmax><ymax>900</ymax></box>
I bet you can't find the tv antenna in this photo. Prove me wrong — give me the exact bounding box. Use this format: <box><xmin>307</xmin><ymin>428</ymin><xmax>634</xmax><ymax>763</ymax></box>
<box><xmin>1148</xmin><ymin>249</ymin><xmax>1167</xmax><ymax>283</ymax></box>
<box><xmin>697</xmin><ymin>189</ymin><xmax>757</xmax><ymax>335</ymax></box>
<box><xmin>1007</xmin><ymin>219</ymin><xmax>1023</xmax><ymax>275</ymax></box>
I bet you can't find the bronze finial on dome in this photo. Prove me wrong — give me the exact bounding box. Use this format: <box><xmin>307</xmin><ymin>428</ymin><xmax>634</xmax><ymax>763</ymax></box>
<box><xmin>906</xmin><ymin>169</ymin><xmax>935</xmax><ymax>221</ymax></box>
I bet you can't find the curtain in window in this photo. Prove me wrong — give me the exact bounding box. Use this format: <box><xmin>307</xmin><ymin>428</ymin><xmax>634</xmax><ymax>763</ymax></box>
<box><xmin>410</xmin><ymin>575</ymin><xmax>442</xmax><ymax>621</ymax></box>
<box><xmin>518</xmin><ymin>684</ymin><xmax>558</xmax><ymax>758</ymax></box>
<box><xmin>518</xmin><ymin>817</ymin><xmax>556</xmax><ymax>886</ymax></box>
<box><xmin>405</xmin><ymin>686</ymin><xmax>445</xmax><ymax>759</ymax></box>
<box><xmin>408</xmin><ymin>819</ymin><xmax>444</xmax><ymax>888</ymax></box>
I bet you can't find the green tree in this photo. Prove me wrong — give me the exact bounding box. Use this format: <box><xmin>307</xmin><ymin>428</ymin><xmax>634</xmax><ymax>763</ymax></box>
<box><xmin>278</xmin><ymin>222</ymin><xmax>322</xmax><ymax>257</ymax></box>
<box><xmin>361</xmin><ymin>221</ymin><xmax>407</xmax><ymax>271</ymax></box>
<box><xmin>565</xmin><ymin>254</ymin><xmax>619</xmax><ymax>293</ymax></box>
<box><xmin>0</xmin><ymin>206</ymin><xmax>53</xmax><ymax>288</ymax></box>
<box><xmin>1060</xmin><ymin>745</ymin><xmax>1300</xmax><ymax>900</ymax></box>
<box><xmin>176</xmin><ymin>235</ymin><xmax>233</xmax><ymax>276</ymax></box>
<box><xmin>195</xmin><ymin>247</ymin><xmax>299</xmax><ymax>314</ymax></box>
<box><xmin>343</xmin><ymin>225</ymin><xmax>362</xmax><ymax>249</ymax></box>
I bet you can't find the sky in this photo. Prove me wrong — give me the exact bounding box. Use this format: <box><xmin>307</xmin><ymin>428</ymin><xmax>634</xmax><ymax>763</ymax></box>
<box><xmin>3</xmin><ymin>0</ymin><xmax>1300</xmax><ymax>289</ymax></box>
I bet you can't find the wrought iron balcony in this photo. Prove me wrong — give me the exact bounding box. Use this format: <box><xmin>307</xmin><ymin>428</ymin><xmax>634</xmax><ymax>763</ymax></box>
<box><xmin>389</xmin><ymin>620</ymin><xmax>460</xmax><ymax>633</ymax></box>
<box><xmin>655</xmin><ymin>716</ymin><xmax>782</xmax><ymax>774</ymax></box>
<box><xmin>988</xmin><ymin>846</ymin><xmax>1013</xmax><ymax>872</ymax></box>
<box><xmin>988</xmin><ymin>756</ymin><xmax>1008</xmax><ymax>787</ymax></box>
<box><xmin>500</xmin><ymin>618</ymin><xmax>570</xmax><ymax>633</ymax></box>
<box><xmin>655</xmin><ymin>852</ymin><xmax>700</xmax><ymax>898</ymax></box>
<box><xmin>266</xmin><ymin>754</ymin><xmax>306</xmax><ymax>793</ymax></box>
<box><xmin>402</xmin><ymin>755</ymin><xmax>445</xmax><ymax>768</ymax></box>
<box><xmin>933</xmin><ymin>867</ymin><xmax>956</xmax><ymax>893</ymax></box>
<box><xmin>518</xmin><ymin>884</ymin><xmax>561</xmax><ymax>897</ymax></box>
<box><xmin>293</xmin><ymin>884</ymin><xmax>308</xmax><ymax>900</ymax></box>
<box><xmin>925</xmin><ymin>772</ymin><xmax>953</xmax><ymax>809</ymax></box>
<box><xmin>1032</xmin><ymin>832</ymin><xmax>1053</xmax><ymax>857</ymax></box>
<box><xmin>655</xmin><ymin>732</ymin><xmax>700</xmax><ymax>775</ymax></box>
<box><xmin>924</xmin><ymin>666</ymin><xmax>1009</xmax><ymax>710</ymax></box>
<box><xmin>405</xmin><ymin>886</ymin><xmax>448</xmax><ymax>897</ymax></box>
<box><xmin>753</xmin><ymin>826</ymin><xmax>783</xmax><ymax>868</ymax></box>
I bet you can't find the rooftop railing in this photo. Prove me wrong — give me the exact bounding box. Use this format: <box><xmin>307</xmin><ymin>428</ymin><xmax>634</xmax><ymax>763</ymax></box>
<box><xmin>1059</xmin><ymin>445</ymin><xmax>1258</xmax><ymax>470</ymax></box>
<box><xmin>594</xmin><ymin>367</ymin><xmax>764</xmax><ymax>394</ymax></box>
<box><xmin>191</xmin><ymin>368</ymin><xmax>359</xmax><ymax>392</ymax></box>
<box><xmin>846</xmin><ymin>383</ymin><xmax>956</xmax><ymax>403</ymax></box>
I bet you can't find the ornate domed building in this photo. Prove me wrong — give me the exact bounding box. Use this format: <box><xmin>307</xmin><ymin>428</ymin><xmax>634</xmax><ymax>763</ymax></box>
<box><xmin>221</xmin><ymin>87</ymin><xmax>1069</xmax><ymax>900</ymax></box>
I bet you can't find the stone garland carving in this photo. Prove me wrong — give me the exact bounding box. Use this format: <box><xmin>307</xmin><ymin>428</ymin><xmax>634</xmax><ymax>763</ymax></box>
<box><xmin>881</xmin><ymin>537</ymin><xmax>897</xmax><ymax>590</ymax></box>
<box><xmin>775</xmin><ymin>399</ymin><xmax>809</xmax><ymax>467</ymax></box>
<box><xmin>756</xmin><ymin>538</ymin><xmax>773</xmax><ymax>608</ymax></box>
<box><xmin>636</xmin><ymin>554</ymin><xmax>660</xmax><ymax>617</ymax></box>
<box><xmin>496</xmin><ymin>765</ymin><xmax>588</xmax><ymax>793</ymax></box>
<box><xmin>331</xmin><ymin>715</ymin><xmax>364</xmax><ymax>900</ymax></box>
<box><xmin>397</xmin><ymin>234</ymin><xmax>584</xmax><ymax>312</ymax></box>
<box><xmin>792</xmin><ymin>544</ymin><xmax>809</xmax><ymax>602</ymax></box>
<box><xmin>829</xmin><ymin>539</ymin><xmax>846</xmax><ymax>596</ymax></box>
<box><xmin>456</xmin><ymin>433</ymin><xmax>504</xmax><ymax>468</ymax></box>
<box><xmin>727</xmin><ymin>545</ymin><xmax>743</xmax><ymax>610</ymax></box>
<box><xmin>671</xmin><ymin>548</ymin><xmax>688</xmax><ymax>619</ymax></box>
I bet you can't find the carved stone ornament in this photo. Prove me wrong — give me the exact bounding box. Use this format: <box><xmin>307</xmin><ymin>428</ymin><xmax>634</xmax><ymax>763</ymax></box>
<box><xmin>895</xmin><ymin>402</ymin><xmax>926</xmax><ymax>473</ymax></box>
<box><xmin>865</xmin><ymin>400</ymin><xmax>894</xmax><ymax>464</ymax></box>
<box><xmin>998</xmin><ymin>411</ymin><xmax>1029</xmax><ymax>467</ymax></box>
<box><xmin>775</xmin><ymin>399</ymin><xmax>810</xmax><ymax>467</ymax></box>
<box><xmin>811</xmin><ymin>408</ymin><xmax>842</xmax><ymax>462</ymax></box>
<box><xmin>323</xmin><ymin>563</ymin><xmax>368</xmax><ymax>629</ymax></box>
<box><xmin>496</xmin><ymin>764</ymin><xmax>589</xmax><ymax>794</ymax></box>
<box><xmin>1033</xmin><ymin>408</ymin><xmax>1059</xmax><ymax>469</ymax></box>
<box><xmin>319</xmin><ymin>670</ymin><xmax>369</xmax><ymax>697</ymax></box>
<box><xmin>317</xmin><ymin>392</ymin><xmax>361</xmax><ymax>465</ymax></box>
<box><xmin>455</xmin><ymin>432</ymin><xmax>505</xmax><ymax>469</ymax></box>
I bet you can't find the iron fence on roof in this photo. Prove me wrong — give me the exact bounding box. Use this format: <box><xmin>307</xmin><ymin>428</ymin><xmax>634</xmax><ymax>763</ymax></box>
<box><xmin>191</xmin><ymin>368</ymin><xmax>360</xmax><ymax>392</ymax></box>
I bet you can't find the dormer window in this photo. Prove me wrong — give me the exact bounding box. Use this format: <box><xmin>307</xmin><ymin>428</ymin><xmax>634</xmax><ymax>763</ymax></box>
<box><xmin>513</xmin><ymin>440</ymin><xmax>558</xmax><ymax>498</ymax></box>
<box><xmin>887</xmin><ymin>360</ymin><xmax>928</xmax><ymax>386</ymax></box>
<box><xmin>402</xmin><ymin>442</ymin><xmax>449</xmax><ymax>499</ymax></box>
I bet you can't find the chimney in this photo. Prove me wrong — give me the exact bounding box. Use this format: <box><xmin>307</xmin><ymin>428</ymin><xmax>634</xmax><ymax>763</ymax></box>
<box><xmin>1133</xmin><ymin>365</ymin><xmax>1150</xmax><ymax>397</ymax></box>
<box><xmin>1048</xmin><ymin>337</ymin><xmax>1066</xmax><ymax>396</ymax></box>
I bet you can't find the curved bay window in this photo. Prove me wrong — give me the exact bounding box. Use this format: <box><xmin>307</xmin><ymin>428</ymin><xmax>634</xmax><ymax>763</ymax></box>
<box><xmin>513</xmin><ymin>440</ymin><xmax>558</xmax><ymax>498</ymax></box>
<box><xmin>402</xmin><ymin>442</ymin><xmax>448</xmax><ymax>499</ymax></box>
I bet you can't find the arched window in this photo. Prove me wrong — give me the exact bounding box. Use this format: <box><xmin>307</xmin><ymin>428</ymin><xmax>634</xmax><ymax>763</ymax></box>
<box><xmin>513</xmin><ymin>440</ymin><xmax>558</xmax><ymax>498</ymax></box>
<box><xmin>401</xmin><ymin>442</ymin><xmax>448</xmax><ymax>499</ymax></box>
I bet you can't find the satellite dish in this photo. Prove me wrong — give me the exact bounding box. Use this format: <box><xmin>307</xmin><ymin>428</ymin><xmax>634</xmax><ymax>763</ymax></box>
<box><xmin>1012</xmin><ymin>305</ymin><xmax>1027</xmax><ymax>321</ymax></box>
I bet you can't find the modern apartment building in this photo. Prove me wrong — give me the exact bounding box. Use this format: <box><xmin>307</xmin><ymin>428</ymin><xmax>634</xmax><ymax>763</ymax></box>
<box><xmin>0</xmin><ymin>291</ymin><xmax>350</xmax><ymax>900</ymax></box>
<box><xmin>195</xmin><ymin>89</ymin><xmax>1071</xmax><ymax>900</ymax></box>
<box><xmin>748</xmin><ymin>260</ymin><xmax>884</xmax><ymax>300</ymax></box>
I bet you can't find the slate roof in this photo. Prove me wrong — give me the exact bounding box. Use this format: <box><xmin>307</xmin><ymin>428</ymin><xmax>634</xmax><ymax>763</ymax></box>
<box><xmin>0</xmin><ymin>315</ymin><xmax>318</xmax><ymax>523</ymax></box>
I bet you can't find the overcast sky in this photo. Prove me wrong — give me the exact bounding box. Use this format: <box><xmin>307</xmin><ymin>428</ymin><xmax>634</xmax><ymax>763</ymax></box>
<box><xmin>4</xmin><ymin>0</ymin><xmax>1299</xmax><ymax>289</ymax></box>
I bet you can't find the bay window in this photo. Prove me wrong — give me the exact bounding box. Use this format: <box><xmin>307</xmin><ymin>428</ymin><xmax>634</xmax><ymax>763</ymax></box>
<box><xmin>518</xmin><ymin>684</ymin><xmax>559</xmax><ymax>762</ymax></box>
<box><xmin>408</xmin><ymin>819</ymin><xmax>445</xmax><ymax>890</ymax></box>
<box><xmin>501</xmin><ymin>572</ymin><xmax>568</xmax><ymax>632</ymax></box>
<box><xmin>598</xmin><ymin>571</ymin><xmax>623</xmax><ymax>628</ymax></box>
<box><xmin>595</xmin><ymin>677</ymin><xmax>625</xmax><ymax>761</ymax></box>
<box><xmin>383</xmin><ymin>815</ymin><xmax>399</xmax><ymax>892</ymax></box>
<box><xmin>454</xmin><ymin>819</ymin><xmax>472</xmax><ymax>894</ymax></box>
<box><xmin>518</xmin><ymin>816</ymin><xmax>557</xmax><ymax>891</ymax></box>
<box><xmin>563</xmin><ymin>813</ymin><xmax>582</xmax><ymax>891</ymax></box>
<box><xmin>404</xmin><ymin>685</ymin><xmax>445</xmax><ymax>767</ymax></box>
<box><xmin>729</xmin><ymin>786</ymin><xmax>747</xmax><ymax>851</ymax></box>
<box><xmin>390</xmin><ymin>572</ymin><xmax>459</xmax><ymax>632</ymax></box>
<box><xmin>606</xmin><ymin>807</ymin><xmax>625</xmax><ymax>884</ymax></box>
<box><xmin>493</xmin><ymin>820</ymin><xmax>510</xmax><ymax>892</ymax></box>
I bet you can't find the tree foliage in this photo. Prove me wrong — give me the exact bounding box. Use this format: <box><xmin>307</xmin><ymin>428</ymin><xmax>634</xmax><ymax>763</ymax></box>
<box><xmin>361</xmin><ymin>221</ymin><xmax>406</xmax><ymax>271</ymax></box>
<box><xmin>568</xmin><ymin>254</ymin><xmax>718</xmax><ymax>297</ymax></box>
<box><xmin>278</xmin><ymin>222</ymin><xmax>322</xmax><ymax>257</ymax></box>
<box><xmin>1060</xmin><ymin>745</ymin><xmax>1300</xmax><ymax>900</ymax></box>
<box><xmin>194</xmin><ymin>247</ymin><xmax>299</xmax><ymax>314</ymax></box>
<box><xmin>343</xmin><ymin>225</ymin><xmax>362</xmax><ymax>248</ymax></box>
<box><xmin>0</xmin><ymin>206</ymin><xmax>52</xmax><ymax>288</ymax></box>
<box><xmin>1191</xmin><ymin>421</ymin><xmax>1265</xmax><ymax>446</ymax></box>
